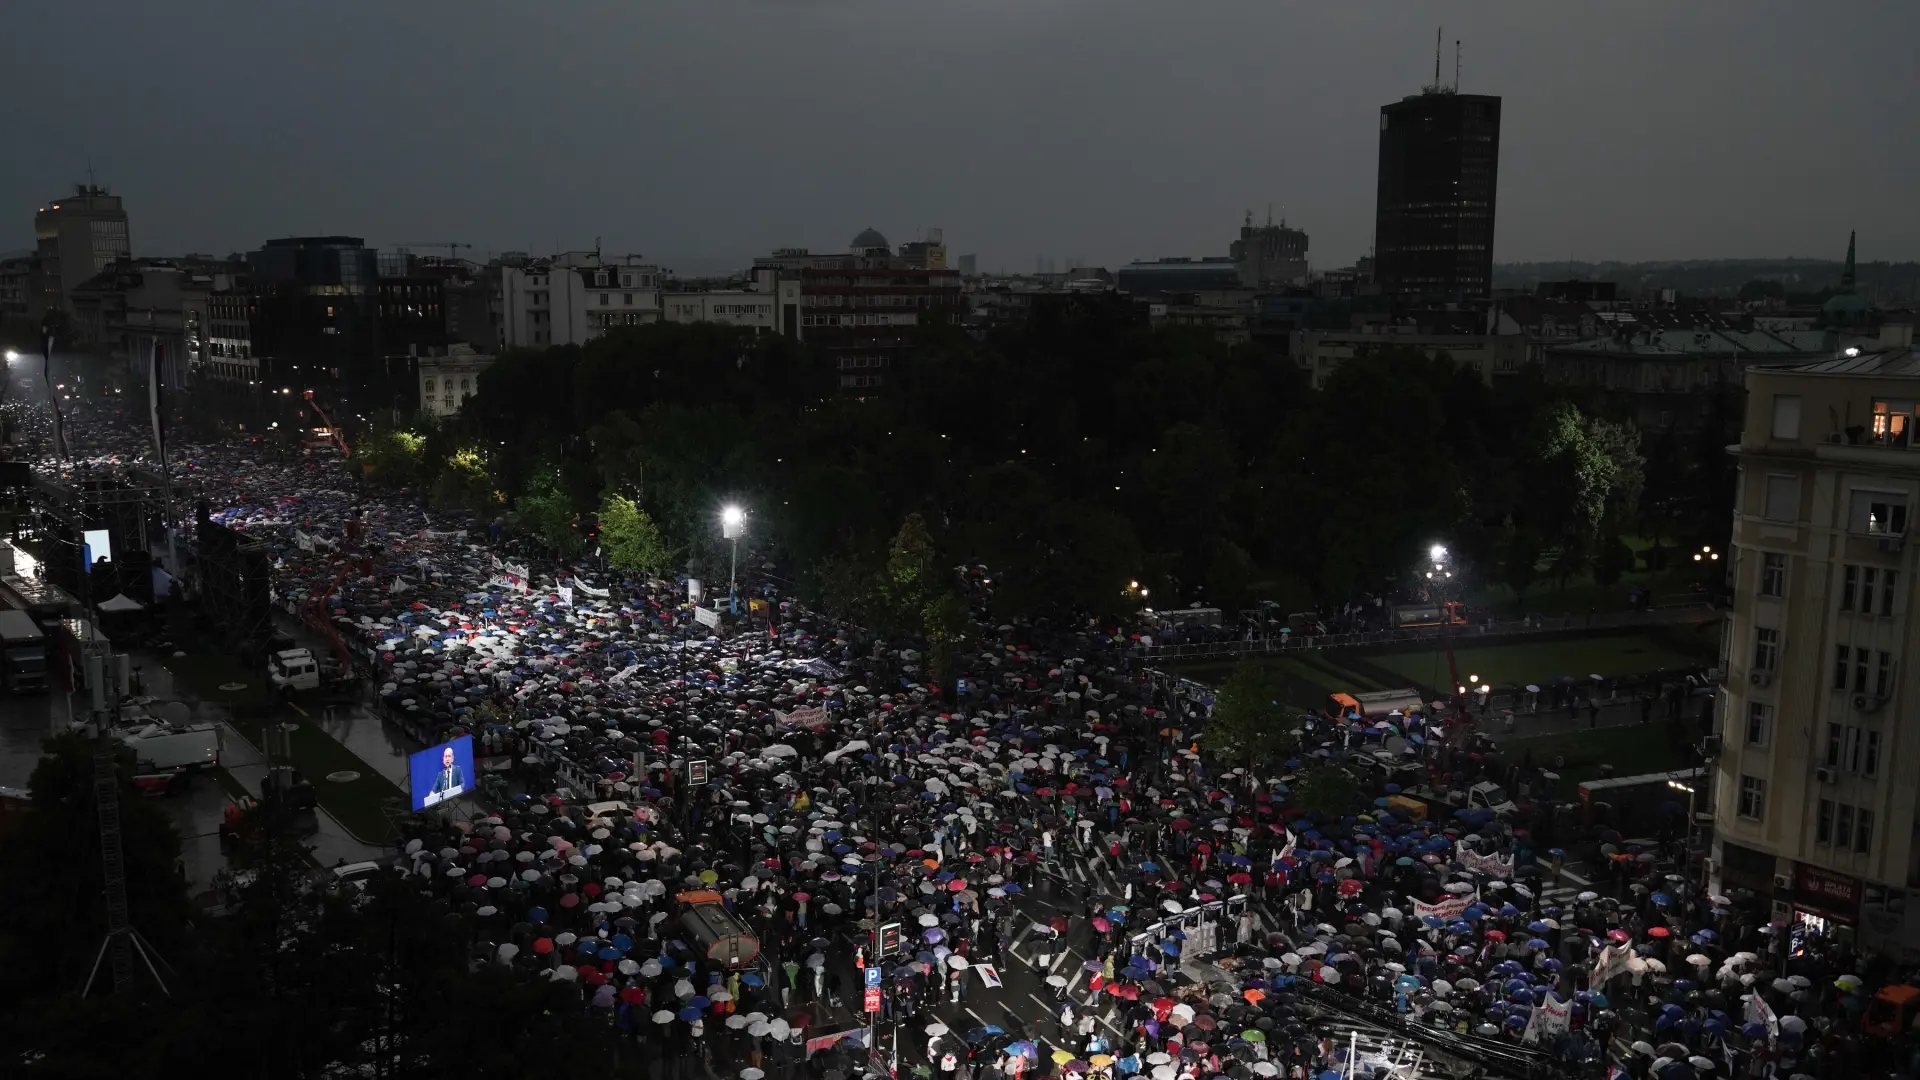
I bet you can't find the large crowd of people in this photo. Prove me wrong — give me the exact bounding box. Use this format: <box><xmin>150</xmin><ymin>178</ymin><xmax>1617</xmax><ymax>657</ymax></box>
<box><xmin>12</xmin><ymin>389</ymin><xmax>1920</xmax><ymax>1080</ymax></box>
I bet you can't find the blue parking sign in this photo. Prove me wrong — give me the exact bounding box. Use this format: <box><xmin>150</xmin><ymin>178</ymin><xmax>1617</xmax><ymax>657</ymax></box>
<box><xmin>865</xmin><ymin>966</ymin><xmax>882</xmax><ymax>989</ymax></box>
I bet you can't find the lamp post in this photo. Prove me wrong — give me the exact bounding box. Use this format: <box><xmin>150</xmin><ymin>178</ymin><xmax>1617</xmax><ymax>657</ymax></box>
<box><xmin>721</xmin><ymin>505</ymin><xmax>745</xmax><ymax>615</ymax></box>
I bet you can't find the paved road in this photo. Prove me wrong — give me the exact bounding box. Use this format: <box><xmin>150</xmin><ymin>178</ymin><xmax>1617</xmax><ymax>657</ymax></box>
<box><xmin>0</xmin><ymin>655</ymin><xmax>387</xmax><ymax>898</ymax></box>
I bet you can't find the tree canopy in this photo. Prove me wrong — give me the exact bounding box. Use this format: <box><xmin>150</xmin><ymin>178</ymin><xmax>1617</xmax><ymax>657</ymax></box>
<box><xmin>363</xmin><ymin>310</ymin><xmax>1703</xmax><ymax>624</ymax></box>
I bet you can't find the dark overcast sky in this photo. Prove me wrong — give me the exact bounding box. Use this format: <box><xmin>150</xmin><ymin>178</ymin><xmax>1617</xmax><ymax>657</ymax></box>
<box><xmin>4</xmin><ymin>1</ymin><xmax>1914</xmax><ymax>274</ymax></box>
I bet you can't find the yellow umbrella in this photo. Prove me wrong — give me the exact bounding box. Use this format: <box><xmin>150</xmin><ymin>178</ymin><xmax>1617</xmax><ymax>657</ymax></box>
<box><xmin>1090</xmin><ymin>1056</ymin><xmax>1115</xmax><ymax>1067</ymax></box>
<box><xmin>699</xmin><ymin>869</ymin><xmax>719</xmax><ymax>884</ymax></box>
<box><xmin>1052</xmin><ymin>1050</ymin><xmax>1075</xmax><ymax>1065</ymax></box>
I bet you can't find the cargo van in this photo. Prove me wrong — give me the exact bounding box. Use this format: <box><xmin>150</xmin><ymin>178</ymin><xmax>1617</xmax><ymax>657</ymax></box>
<box><xmin>1329</xmin><ymin>688</ymin><xmax>1425</xmax><ymax>719</ymax></box>
<box><xmin>1388</xmin><ymin>601</ymin><xmax>1466</xmax><ymax>630</ymax></box>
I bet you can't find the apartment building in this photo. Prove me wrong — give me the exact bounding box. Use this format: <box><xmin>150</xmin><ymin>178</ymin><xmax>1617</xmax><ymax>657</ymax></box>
<box><xmin>1714</xmin><ymin>322</ymin><xmax>1920</xmax><ymax>960</ymax></box>
<box><xmin>500</xmin><ymin>253</ymin><xmax>661</xmax><ymax>349</ymax></box>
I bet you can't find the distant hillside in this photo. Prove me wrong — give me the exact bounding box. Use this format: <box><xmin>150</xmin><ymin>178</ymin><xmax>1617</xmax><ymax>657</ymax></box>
<box><xmin>1494</xmin><ymin>258</ymin><xmax>1920</xmax><ymax>304</ymax></box>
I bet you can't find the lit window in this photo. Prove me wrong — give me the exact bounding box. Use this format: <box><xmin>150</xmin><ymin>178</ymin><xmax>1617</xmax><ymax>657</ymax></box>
<box><xmin>1737</xmin><ymin>776</ymin><xmax>1766</xmax><ymax>820</ymax></box>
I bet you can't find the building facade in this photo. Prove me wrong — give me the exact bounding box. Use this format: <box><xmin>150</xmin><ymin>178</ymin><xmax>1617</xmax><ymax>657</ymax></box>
<box><xmin>1714</xmin><ymin>326</ymin><xmax>1920</xmax><ymax>960</ymax></box>
<box><xmin>661</xmin><ymin>288</ymin><xmax>792</xmax><ymax>334</ymax></box>
<box><xmin>1291</xmin><ymin>327</ymin><xmax>1525</xmax><ymax>387</ymax></box>
<box><xmin>34</xmin><ymin>185</ymin><xmax>131</xmax><ymax>315</ymax></box>
<box><xmin>1231</xmin><ymin>216</ymin><xmax>1310</xmax><ymax>287</ymax></box>
<box><xmin>499</xmin><ymin>253</ymin><xmax>661</xmax><ymax>349</ymax></box>
<box><xmin>755</xmin><ymin>231</ymin><xmax>965</xmax><ymax>391</ymax></box>
<box><xmin>67</xmin><ymin>258</ymin><xmax>237</xmax><ymax>390</ymax></box>
<box><xmin>418</xmin><ymin>347</ymin><xmax>495</xmax><ymax>419</ymax></box>
<box><xmin>1374</xmin><ymin>91</ymin><xmax>1501</xmax><ymax>299</ymax></box>
<box><xmin>1</xmin><ymin>254</ymin><xmax>38</xmax><ymax>327</ymax></box>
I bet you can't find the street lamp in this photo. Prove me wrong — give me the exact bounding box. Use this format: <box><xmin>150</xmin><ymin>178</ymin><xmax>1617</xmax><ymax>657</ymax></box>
<box><xmin>721</xmin><ymin>505</ymin><xmax>745</xmax><ymax>614</ymax></box>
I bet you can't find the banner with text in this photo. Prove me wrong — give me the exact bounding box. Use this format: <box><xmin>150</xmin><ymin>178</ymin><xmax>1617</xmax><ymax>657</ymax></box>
<box><xmin>1410</xmin><ymin>893</ymin><xmax>1475</xmax><ymax>923</ymax></box>
<box><xmin>1456</xmin><ymin>843</ymin><xmax>1515</xmax><ymax>878</ymax></box>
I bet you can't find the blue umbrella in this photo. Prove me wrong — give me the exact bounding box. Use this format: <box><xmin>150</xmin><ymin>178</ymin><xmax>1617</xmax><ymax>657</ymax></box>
<box><xmin>677</xmin><ymin>1007</ymin><xmax>701</xmax><ymax>1022</ymax></box>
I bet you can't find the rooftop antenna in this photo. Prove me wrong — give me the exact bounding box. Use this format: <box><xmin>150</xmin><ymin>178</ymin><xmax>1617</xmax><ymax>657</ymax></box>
<box><xmin>1266</xmin><ymin>203</ymin><xmax>1273</xmax><ymax>227</ymax></box>
<box><xmin>1433</xmin><ymin>27</ymin><xmax>1442</xmax><ymax>90</ymax></box>
<box><xmin>1455</xmin><ymin>39</ymin><xmax>1461</xmax><ymax>91</ymax></box>
<box><xmin>86</xmin><ymin>157</ymin><xmax>97</xmax><ymax>189</ymax></box>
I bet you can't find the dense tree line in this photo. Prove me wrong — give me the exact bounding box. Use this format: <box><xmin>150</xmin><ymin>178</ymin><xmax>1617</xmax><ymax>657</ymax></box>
<box><xmin>0</xmin><ymin>736</ymin><xmax>626</xmax><ymax>1078</ymax></box>
<box><xmin>355</xmin><ymin>309</ymin><xmax>1733</xmax><ymax>623</ymax></box>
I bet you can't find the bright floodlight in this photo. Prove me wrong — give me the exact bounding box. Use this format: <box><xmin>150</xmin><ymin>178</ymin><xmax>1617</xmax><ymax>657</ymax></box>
<box><xmin>3</xmin><ymin>350</ymin><xmax>17</xmax><ymax>361</ymax></box>
<box><xmin>721</xmin><ymin>506</ymin><xmax>744</xmax><ymax>527</ymax></box>
<box><xmin>1430</xmin><ymin>543</ymin><xmax>1448</xmax><ymax>564</ymax></box>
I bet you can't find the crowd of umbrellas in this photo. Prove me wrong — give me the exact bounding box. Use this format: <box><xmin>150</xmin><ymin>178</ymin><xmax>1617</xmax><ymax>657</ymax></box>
<box><xmin>10</xmin><ymin>391</ymin><xmax>1917</xmax><ymax>1080</ymax></box>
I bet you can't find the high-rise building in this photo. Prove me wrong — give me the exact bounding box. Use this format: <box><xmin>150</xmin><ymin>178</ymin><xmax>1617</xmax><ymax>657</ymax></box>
<box><xmin>1231</xmin><ymin>213</ymin><xmax>1310</xmax><ymax>287</ymax></box>
<box><xmin>34</xmin><ymin>185</ymin><xmax>131</xmax><ymax>314</ymax></box>
<box><xmin>1713</xmin><ymin>321</ymin><xmax>1920</xmax><ymax>955</ymax></box>
<box><xmin>1373</xmin><ymin>90</ymin><xmax>1500</xmax><ymax>299</ymax></box>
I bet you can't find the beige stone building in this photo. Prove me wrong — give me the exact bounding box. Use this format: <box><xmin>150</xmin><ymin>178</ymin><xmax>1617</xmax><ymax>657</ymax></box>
<box><xmin>1714</xmin><ymin>322</ymin><xmax>1920</xmax><ymax>959</ymax></box>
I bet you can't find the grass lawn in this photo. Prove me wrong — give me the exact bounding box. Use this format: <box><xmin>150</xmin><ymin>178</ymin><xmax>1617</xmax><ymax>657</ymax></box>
<box><xmin>223</xmin><ymin>710</ymin><xmax>407</xmax><ymax>844</ymax></box>
<box><xmin>1365</xmin><ymin>632</ymin><xmax>1713</xmax><ymax>692</ymax></box>
<box><xmin>1496</xmin><ymin>724</ymin><xmax>1690</xmax><ymax>786</ymax></box>
<box><xmin>1165</xmin><ymin>654</ymin><xmax>1386</xmax><ymax>705</ymax></box>
<box><xmin>1468</xmin><ymin>536</ymin><xmax>1708</xmax><ymax>618</ymax></box>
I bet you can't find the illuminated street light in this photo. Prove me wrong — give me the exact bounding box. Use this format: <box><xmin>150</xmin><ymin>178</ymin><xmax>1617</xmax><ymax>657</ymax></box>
<box><xmin>720</xmin><ymin>505</ymin><xmax>746</xmax><ymax>614</ymax></box>
<box><xmin>1430</xmin><ymin>543</ymin><xmax>1448</xmax><ymax>564</ymax></box>
<box><xmin>3</xmin><ymin>350</ymin><xmax>17</xmax><ymax>361</ymax></box>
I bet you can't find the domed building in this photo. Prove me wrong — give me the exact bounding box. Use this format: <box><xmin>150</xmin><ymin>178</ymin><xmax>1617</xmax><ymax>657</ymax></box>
<box><xmin>849</xmin><ymin>227</ymin><xmax>889</xmax><ymax>254</ymax></box>
<box><xmin>1820</xmin><ymin>230</ymin><xmax>1872</xmax><ymax>328</ymax></box>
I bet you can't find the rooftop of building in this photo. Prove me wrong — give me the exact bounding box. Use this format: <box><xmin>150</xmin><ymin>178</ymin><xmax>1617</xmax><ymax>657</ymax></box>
<box><xmin>1773</xmin><ymin>347</ymin><xmax>1920</xmax><ymax>379</ymax></box>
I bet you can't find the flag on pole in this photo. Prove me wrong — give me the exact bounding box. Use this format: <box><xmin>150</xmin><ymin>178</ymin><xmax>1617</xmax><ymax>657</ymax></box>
<box><xmin>42</xmin><ymin>333</ymin><xmax>68</xmax><ymax>460</ymax></box>
<box><xmin>148</xmin><ymin>340</ymin><xmax>167</xmax><ymax>463</ymax></box>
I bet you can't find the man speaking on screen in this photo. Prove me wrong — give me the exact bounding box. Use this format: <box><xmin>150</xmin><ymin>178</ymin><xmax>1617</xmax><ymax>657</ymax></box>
<box><xmin>425</xmin><ymin>744</ymin><xmax>466</xmax><ymax>806</ymax></box>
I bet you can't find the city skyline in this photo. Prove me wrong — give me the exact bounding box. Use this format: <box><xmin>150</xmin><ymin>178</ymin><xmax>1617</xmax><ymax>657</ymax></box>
<box><xmin>3</xmin><ymin>1</ymin><xmax>1917</xmax><ymax>272</ymax></box>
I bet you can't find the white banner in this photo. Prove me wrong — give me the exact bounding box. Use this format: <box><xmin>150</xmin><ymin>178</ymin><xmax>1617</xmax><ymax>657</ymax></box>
<box><xmin>1590</xmin><ymin>944</ymin><xmax>1632</xmax><ymax>986</ymax></box>
<box><xmin>295</xmin><ymin>530</ymin><xmax>315</xmax><ymax>552</ymax></box>
<box><xmin>1456</xmin><ymin>842</ymin><xmax>1514</xmax><ymax>878</ymax></box>
<box><xmin>558</xmin><ymin>586</ymin><xmax>573</xmax><ymax>607</ymax></box>
<box><xmin>1744</xmin><ymin>991</ymin><xmax>1778</xmax><ymax>1037</ymax></box>
<box><xmin>571</xmin><ymin>577</ymin><xmax>610</xmax><ymax>598</ymax></box>
<box><xmin>1410</xmin><ymin>894</ymin><xmax>1474</xmax><ymax>923</ymax></box>
<box><xmin>1277</xmin><ymin>828</ymin><xmax>1298</xmax><ymax>863</ymax></box>
<box><xmin>609</xmin><ymin>663</ymin><xmax>641</xmax><ymax>685</ymax></box>
<box><xmin>1522</xmin><ymin>993</ymin><xmax>1571</xmax><ymax>1044</ymax></box>
<box><xmin>776</xmin><ymin>706</ymin><xmax>831</xmax><ymax>731</ymax></box>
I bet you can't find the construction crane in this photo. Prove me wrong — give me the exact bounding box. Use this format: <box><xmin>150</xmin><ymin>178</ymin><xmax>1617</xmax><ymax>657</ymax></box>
<box><xmin>394</xmin><ymin>241</ymin><xmax>472</xmax><ymax>261</ymax></box>
<box><xmin>301</xmin><ymin>390</ymin><xmax>350</xmax><ymax>457</ymax></box>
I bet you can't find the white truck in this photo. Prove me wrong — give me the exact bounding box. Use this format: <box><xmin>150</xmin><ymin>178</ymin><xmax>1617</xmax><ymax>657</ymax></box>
<box><xmin>117</xmin><ymin>722</ymin><xmax>220</xmax><ymax>772</ymax></box>
<box><xmin>269</xmin><ymin>648</ymin><xmax>348</xmax><ymax>693</ymax></box>
<box><xmin>0</xmin><ymin>608</ymin><xmax>48</xmax><ymax>693</ymax></box>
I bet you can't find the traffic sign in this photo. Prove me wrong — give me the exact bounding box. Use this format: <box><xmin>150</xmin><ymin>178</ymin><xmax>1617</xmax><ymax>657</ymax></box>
<box><xmin>864</xmin><ymin>987</ymin><xmax>882</xmax><ymax>1013</ymax></box>
<box><xmin>864</xmin><ymin>966</ymin><xmax>882</xmax><ymax>989</ymax></box>
<box><xmin>687</xmin><ymin>759</ymin><xmax>709</xmax><ymax>786</ymax></box>
<box><xmin>876</xmin><ymin>920</ymin><xmax>903</xmax><ymax>957</ymax></box>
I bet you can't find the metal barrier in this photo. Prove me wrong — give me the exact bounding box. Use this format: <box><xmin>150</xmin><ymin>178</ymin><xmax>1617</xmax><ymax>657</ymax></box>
<box><xmin>1138</xmin><ymin>602</ymin><xmax>1716</xmax><ymax>662</ymax></box>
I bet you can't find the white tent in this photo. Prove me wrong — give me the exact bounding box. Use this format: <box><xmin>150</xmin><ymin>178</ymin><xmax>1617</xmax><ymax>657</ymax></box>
<box><xmin>98</xmin><ymin>593</ymin><xmax>146</xmax><ymax>613</ymax></box>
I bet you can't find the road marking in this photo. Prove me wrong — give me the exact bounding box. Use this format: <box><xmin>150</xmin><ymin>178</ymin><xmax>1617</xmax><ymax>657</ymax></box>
<box><xmin>289</xmin><ymin>702</ymin><xmax>308</xmax><ymax>716</ymax></box>
<box><xmin>964</xmin><ymin>1006</ymin><xmax>996</xmax><ymax>1031</ymax></box>
<box><xmin>1027</xmin><ymin>992</ymin><xmax>1058</xmax><ymax>1019</ymax></box>
<box><xmin>1050</xmin><ymin>946</ymin><xmax>1078</xmax><ymax>974</ymax></box>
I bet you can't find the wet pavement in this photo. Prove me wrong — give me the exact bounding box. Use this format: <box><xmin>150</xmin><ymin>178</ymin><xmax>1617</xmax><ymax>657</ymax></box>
<box><xmin>0</xmin><ymin>654</ymin><xmax>390</xmax><ymax>895</ymax></box>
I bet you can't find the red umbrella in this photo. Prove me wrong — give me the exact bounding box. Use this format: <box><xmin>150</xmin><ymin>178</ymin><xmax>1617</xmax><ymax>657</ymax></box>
<box><xmin>1337</xmin><ymin>879</ymin><xmax>1364</xmax><ymax>898</ymax></box>
<box><xmin>1484</xmin><ymin>929</ymin><xmax>1507</xmax><ymax>941</ymax></box>
<box><xmin>1170</xmin><ymin>819</ymin><xmax>1193</xmax><ymax>831</ymax></box>
<box><xmin>1648</xmin><ymin>926</ymin><xmax>1671</xmax><ymax>938</ymax></box>
<box><xmin>559</xmin><ymin>893</ymin><xmax>580</xmax><ymax>908</ymax></box>
<box><xmin>533</xmin><ymin>937</ymin><xmax>554</xmax><ymax>954</ymax></box>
